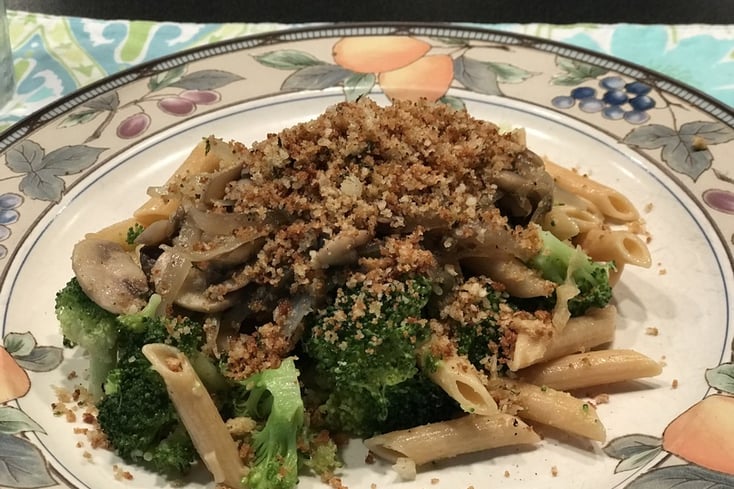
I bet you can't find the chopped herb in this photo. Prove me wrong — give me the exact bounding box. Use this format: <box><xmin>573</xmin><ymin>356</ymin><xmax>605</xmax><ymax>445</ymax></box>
<box><xmin>125</xmin><ymin>223</ymin><xmax>145</xmax><ymax>245</ymax></box>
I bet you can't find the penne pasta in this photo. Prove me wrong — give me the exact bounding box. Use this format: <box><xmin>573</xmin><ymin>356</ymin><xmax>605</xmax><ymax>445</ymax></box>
<box><xmin>509</xmin><ymin>305</ymin><xmax>616</xmax><ymax>370</ymax></box>
<box><xmin>461</xmin><ymin>255</ymin><xmax>555</xmax><ymax>298</ymax></box>
<box><xmin>488</xmin><ymin>378</ymin><xmax>606</xmax><ymax>442</ymax></box>
<box><xmin>85</xmin><ymin>217</ymin><xmax>141</xmax><ymax>249</ymax></box>
<box><xmin>544</xmin><ymin>159</ymin><xmax>639</xmax><ymax>223</ymax></box>
<box><xmin>134</xmin><ymin>136</ymin><xmax>244</xmax><ymax>225</ymax></box>
<box><xmin>516</xmin><ymin>349</ymin><xmax>663</xmax><ymax>391</ymax></box>
<box><xmin>364</xmin><ymin>413</ymin><xmax>540</xmax><ymax>465</ymax></box>
<box><xmin>577</xmin><ymin>229</ymin><xmax>652</xmax><ymax>269</ymax></box>
<box><xmin>142</xmin><ymin>343</ymin><xmax>247</xmax><ymax>489</ymax></box>
<box><xmin>424</xmin><ymin>352</ymin><xmax>498</xmax><ymax>415</ymax></box>
<box><xmin>543</xmin><ymin>204</ymin><xmax>604</xmax><ymax>241</ymax></box>
<box><xmin>540</xmin><ymin>305</ymin><xmax>617</xmax><ymax>363</ymax></box>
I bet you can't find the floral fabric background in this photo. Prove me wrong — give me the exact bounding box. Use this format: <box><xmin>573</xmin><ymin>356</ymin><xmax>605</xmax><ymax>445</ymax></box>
<box><xmin>1</xmin><ymin>11</ymin><xmax>734</xmax><ymax>132</ymax></box>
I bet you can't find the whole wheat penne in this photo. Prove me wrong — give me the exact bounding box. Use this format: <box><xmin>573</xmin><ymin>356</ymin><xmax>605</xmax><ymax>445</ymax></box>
<box><xmin>509</xmin><ymin>305</ymin><xmax>617</xmax><ymax>371</ymax></box>
<box><xmin>364</xmin><ymin>413</ymin><xmax>540</xmax><ymax>465</ymax></box>
<box><xmin>488</xmin><ymin>378</ymin><xmax>606</xmax><ymax>442</ymax></box>
<box><xmin>544</xmin><ymin>160</ymin><xmax>639</xmax><ymax>222</ymax></box>
<box><xmin>142</xmin><ymin>344</ymin><xmax>247</xmax><ymax>488</ymax></box>
<box><xmin>517</xmin><ymin>349</ymin><xmax>663</xmax><ymax>391</ymax></box>
<box><xmin>425</xmin><ymin>353</ymin><xmax>497</xmax><ymax>415</ymax></box>
<box><xmin>578</xmin><ymin>229</ymin><xmax>652</xmax><ymax>268</ymax></box>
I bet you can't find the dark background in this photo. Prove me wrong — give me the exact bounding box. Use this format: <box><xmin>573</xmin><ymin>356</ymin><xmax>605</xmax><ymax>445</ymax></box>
<box><xmin>7</xmin><ymin>0</ymin><xmax>734</xmax><ymax>24</ymax></box>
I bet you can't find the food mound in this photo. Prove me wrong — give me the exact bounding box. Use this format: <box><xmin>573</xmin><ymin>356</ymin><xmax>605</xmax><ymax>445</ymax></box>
<box><xmin>55</xmin><ymin>97</ymin><xmax>658</xmax><ymax>489</ymax></box>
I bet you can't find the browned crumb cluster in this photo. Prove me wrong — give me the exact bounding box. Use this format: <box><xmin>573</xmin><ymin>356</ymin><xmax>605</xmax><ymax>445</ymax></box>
<box><xmin>172</xmin><ymin>97</ymin><xmax>544</xmax><ymax>299</ymax></box>
<box><xmin>177</xmin><ymin>98</ymin><xmax>550</xmax><ymax>377</ymax></box>
<box><xmin>52</xmin><ymin>384</ymin><xmax>111</xmax><ymax>458</ymax></box>
<box><xmin>113</xmin><ymin>464</ymin><xmax>134</xmax><ymax>481</ymax></box>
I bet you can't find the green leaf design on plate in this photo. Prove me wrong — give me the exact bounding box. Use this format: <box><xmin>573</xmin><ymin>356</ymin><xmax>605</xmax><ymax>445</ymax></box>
<box><xmin>484</xmin><ymin>61</ymin><xmax>538</xmax><ymax>83</ymax></box>
<box><xmin>0</xmin><ymin>433</ymin><xmax>57</xmax><ymax>488</ymax></box>
<box><xmin>57</xmin><ymin>109</ymin><xmax>101</xmax><ymax>129</ymax></box>
<box><xmin>170</xmin><ymin>69</ymin><xmax>244</xmax><ymax>90</ymax></box>
<box><xmin>42</xmin><ymin>145</ymin><xmax>107</xmax><ymax>175</ymax></box>
<box><xmin>19</xmin><ymin>171</ymin><xmax>65</xmax><ymax>202</ymax></box>
<box><xmin>14</xmin><ymin>346</ymin><xmax>63</xmax><ymax>372</ymax></box>
<box><xmin>623</xmin><ymin>121</ymin><xmax>731</xmax><ymax>181</ymax></box>
<box><xmin>706</xmin><ymin>362</ymin><xmax>734</xmax><ymax>393</ymax></box>
<box><xmin>453</xmin><ymin>55</ymin><xmax>501</xmax><ymax>96</ymax></box>
<box><xmin>5</xmin><ymin>140</ymin><xmax>44</xmax><ymax>173</ymax></box>
<box><xmin>82</xmin><ymin>91</ymin><xmax>120</xmax><ymax>112</ymax></box>
<box><xmin>343</xmin><ymin>72</ymin><xmax>376</xmax><ymax>101</ymax></box>
<box><xmin>623</xmin><ymin>124</ymin><xmax>677</xmax><ymax>149</ymax></box>
<box><xmin>0</xmin><ymin>407</ymin><xmax>45</xmax><ymax>435</ymax></box>
<box><xmin>148</xmin><ymin>65</ymin><xmax>186</xmax><ymax>91</ymax></box>
<box><xmin>281</xmin><ymin>65</ymin><xmax>351</xmax><ymax>91</ymax></box>
<box><xmin>626</xmin><ymin>464</ymin><xmax>734</xmax><ymax>488</ymax></box>
<box><xmin>603</xmin><ymin>434</ymin><xmax>662</xmax><ymax>473</ymax></box>
<box><xmin>254</xmin><ymin>50</ymin><xmax>326</xmax><ymax>69</ymax></box>
<box><xmin>5</xmin><ymin>141</ymin><xmax>106</xmax><ymax>202</ymax></box>
<box><xmin>439</xmin><ymin>95</ymin><xmax>466</xmax><ymax>111</ymax></box>
<box><xmin>430</xmin><ymin>36</ymin><xmax>470</xmax><ymax>47</ymax></box>
<box><xmin>679</xmin><ymin>120</ymin><xmax>734</xmax><ymax>144</ymax></box>
<box><xmin>2</xmin><ymin>332</ymin><xmax>36</xmax><ymax>357</ymax></box>
<box><xmin>551</xmin><ymin>56</ymin><xmax>608</xmax><ymax>86</ymax></box>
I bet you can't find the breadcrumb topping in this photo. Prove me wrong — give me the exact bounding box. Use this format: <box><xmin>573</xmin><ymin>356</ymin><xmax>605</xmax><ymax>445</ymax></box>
<box><xmin>169</xmin><ymin>98</ymin><xmax>550</xmax><ymax>377</ymax></box>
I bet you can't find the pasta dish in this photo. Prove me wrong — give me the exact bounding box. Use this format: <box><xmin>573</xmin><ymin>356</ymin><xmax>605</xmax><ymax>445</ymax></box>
<box><xmin>55</xmin><ymin>97</ymin><xmax>660</xmax><ymax>488</ymax></box>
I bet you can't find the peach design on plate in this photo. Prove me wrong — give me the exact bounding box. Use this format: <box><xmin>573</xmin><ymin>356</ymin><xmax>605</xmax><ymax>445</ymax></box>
<box><xmin>0</xmin><ymin>346</ymin><xmax>30</xmax><ymax>403</ymax></box>
<box><xmin>332</xmin><ymin>36</ymin><xmax>454</xmax><ymax>102</ymax></box>
<box><xmin>662</xmin><ymin>394</ymin><xmax>734</xmax><ymax>475</ymax></box>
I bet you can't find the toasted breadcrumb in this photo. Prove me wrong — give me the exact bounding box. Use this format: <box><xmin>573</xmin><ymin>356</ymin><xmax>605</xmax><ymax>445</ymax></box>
<box><xmin>593</xmin><ymin>393</ymin><xmax>610</xmax><ymax>405</ymax></box>
<box><xmin>645</xmin><ymin>327</ymin><xmax>659</xmax><ymax>336</ymax></box>
<box><xmin>328</xmin><ymin>476</ymin><xmax>348</xmax><ymax>489</ymax></box>
<box><xmin>691</xmin><ymin>136</ymin><xmax>708</xmax><ymax>150</ymax></box>
<box><xmin>392</xmin><ymin>457</ymin><xmax>417</xmax><ymax>481</ymax></box>
<box><xmin>672</xmin><ymin>379</ymin><xmax>679</xmax><ymax>389</ymax></box>
<box><xmin>551</xmin><ymin>465</ymin><xmax>559</xmax><ymax>477</ymax></box>
<box><xmin>113</xmin><ymin>464</ymin><xmax>134</xmax><ymax>481</ymax></box>
<box><xmin>167</xmin><ymin>98</ymin><xmax>551</xmax><ymax>378</ymax></box>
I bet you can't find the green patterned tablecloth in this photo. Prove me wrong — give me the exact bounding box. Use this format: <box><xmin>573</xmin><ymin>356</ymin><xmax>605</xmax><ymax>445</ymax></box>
<box><xmin>1</xmin><ymin>11</ymin><xmax>734</xmax><ymax>132</ymax></box>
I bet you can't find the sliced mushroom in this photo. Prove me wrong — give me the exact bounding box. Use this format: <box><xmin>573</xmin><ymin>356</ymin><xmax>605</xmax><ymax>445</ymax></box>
<box><xmin>133</xmin><ymin>218</ymin><xmax>176</xmax><ymax>246</ymax></box>
<box><xmin>175</xmin><ymin>267</ymin><xmax>238</xmax><ymax>313</ymax></box>
<box><xmin>494</xmin><ymin>149</ymin><xmax>554</xmax><ymax>224</ymax></box>
<box><xmin>310</xmin><ymin>229</ymin><xmax>371</xmax><ymax>269</ymax></box>
<box><xmin>71</xmin><ymin>237</ymin><xmax>149</xmax><ymax>315</ymax></box>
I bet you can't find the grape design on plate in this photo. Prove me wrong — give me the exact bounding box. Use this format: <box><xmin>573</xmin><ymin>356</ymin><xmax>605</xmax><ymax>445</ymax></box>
<box><xmin>551</xmin><ymin>76</ymin><xmax>656</xmax><ymax>124</ymax></box>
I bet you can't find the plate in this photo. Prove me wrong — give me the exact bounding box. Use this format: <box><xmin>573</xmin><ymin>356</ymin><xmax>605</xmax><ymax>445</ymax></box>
<box><xmin>0</xmin><ymin>23</ymin><xmax>733</xmax><ymax>489</ymax></box>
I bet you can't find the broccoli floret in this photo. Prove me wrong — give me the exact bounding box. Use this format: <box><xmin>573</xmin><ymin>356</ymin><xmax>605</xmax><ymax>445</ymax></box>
<box><xmin>527</xmin><ymin>230</ymin><xmax>614</xmax><ymax>316</ymax></box>
<box><xmin>381</xmin><ymin>373</ymin><xmax>461</xmax><ymax>433</ymax></box>
<box><xmin>300</xmin><ymin>430</ymin><xmax>342</xmax><ymax>481</ymax></box>
<box><xmin>54</xmin><ymin>277</ymin><xmax>119</xmax><ymax>399</ymax></box>
<box><xmin>304</xmin><ymin>275</ymin><xmax>433</xmax><ymax>437</ymax></box>
<box><xmin>436</xmin><ymin>276</ymin><xmax>516</xmax><ymax>374</ymax></box>
<box><xmin>96</xmin><ymin>356</ymin><xmax>197</xmax><ymax>477</ymax></box>
<box><xmin>235</xmin><ymin>357</ymin><xmax>305</xmax><ymax>489</ymax></box>
<box><xmin>96</xmin><ymin>296</ymin><xmax>208</xmax><ymax>478</ymax></box>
